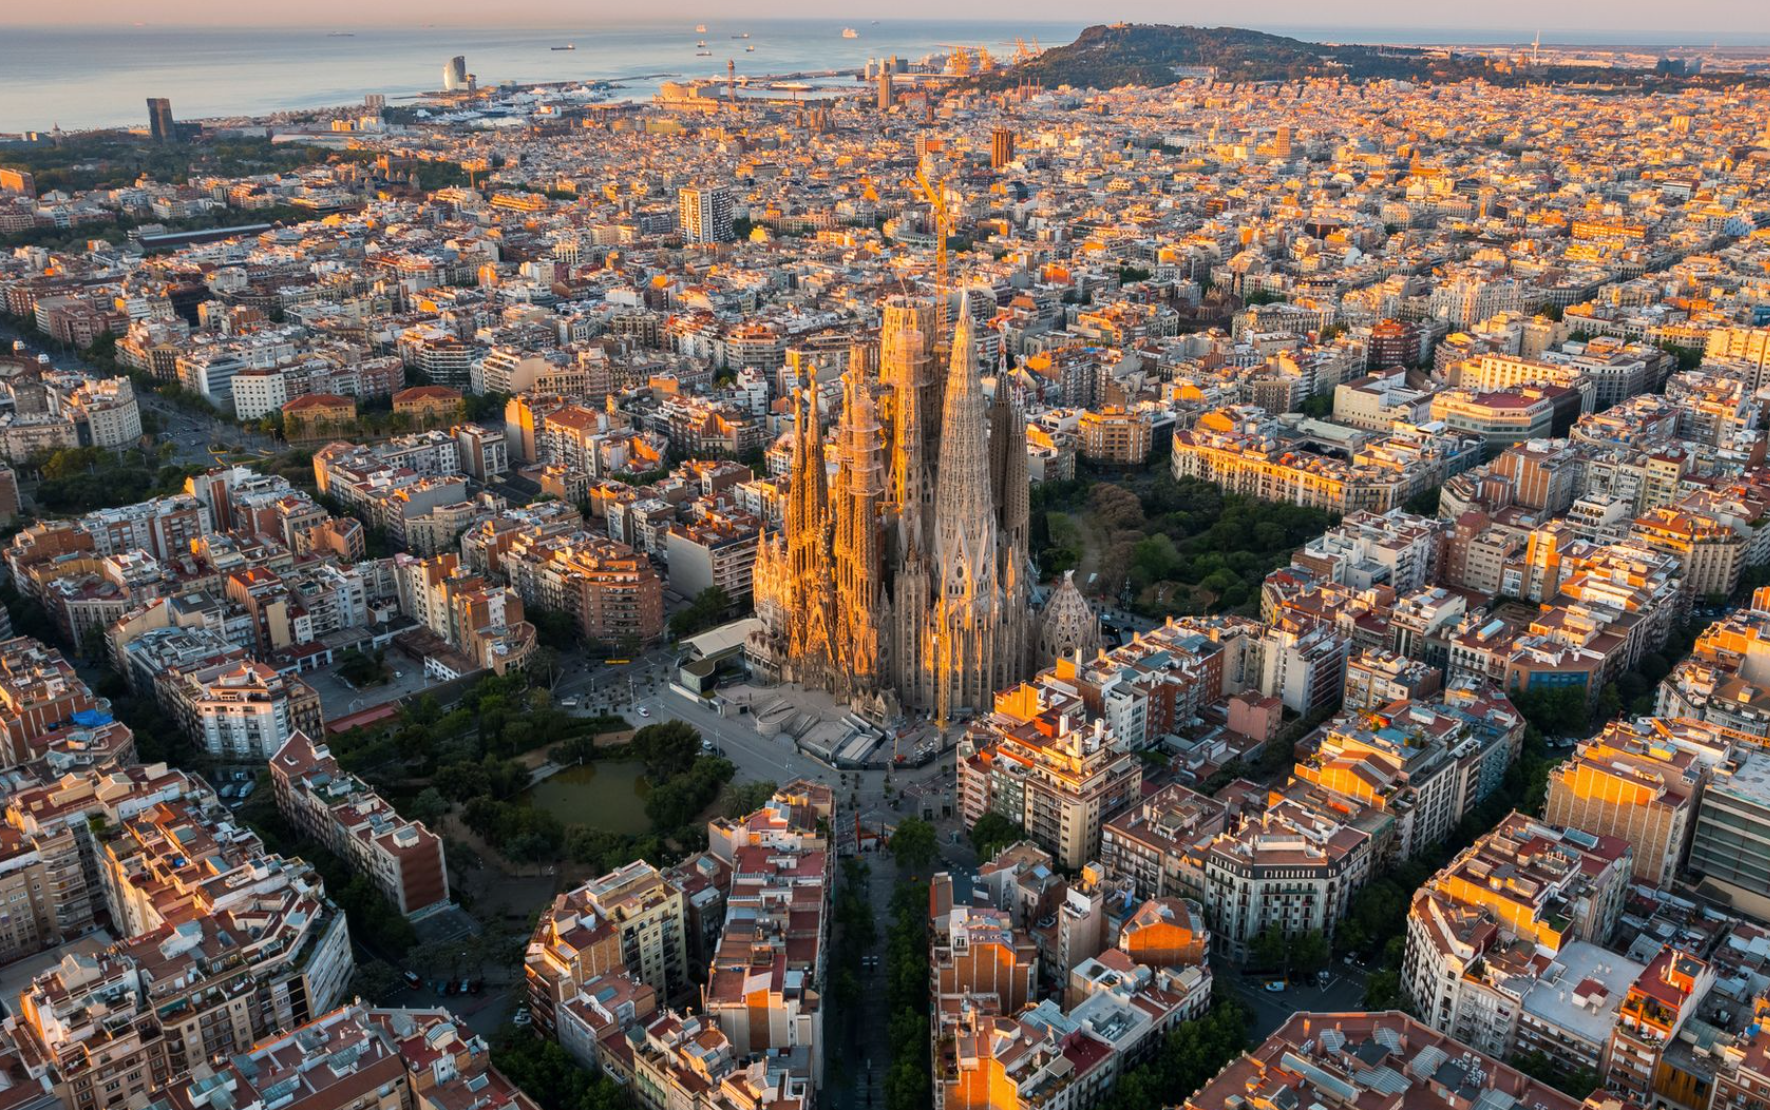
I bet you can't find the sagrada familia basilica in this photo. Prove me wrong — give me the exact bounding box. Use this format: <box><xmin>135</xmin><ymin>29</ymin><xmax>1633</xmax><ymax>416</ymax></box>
<box><xmin>748</xmin><ymin>293</ymin><xmax>1100</xmax><ymax>722</ymax></box>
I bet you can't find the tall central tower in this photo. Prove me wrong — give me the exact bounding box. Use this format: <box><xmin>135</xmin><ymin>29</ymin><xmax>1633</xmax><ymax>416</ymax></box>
<box><xmin>930</xmin><ymin>297</ymin><xmax>1000</xmax><ymax>723</ymax></box>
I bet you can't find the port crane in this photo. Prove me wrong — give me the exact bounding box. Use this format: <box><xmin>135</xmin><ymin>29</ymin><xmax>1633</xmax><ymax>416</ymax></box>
<box><xmin>933</xmin><ymin>44</ymin><xmax>993</xmax><ymax>76</ymax></box>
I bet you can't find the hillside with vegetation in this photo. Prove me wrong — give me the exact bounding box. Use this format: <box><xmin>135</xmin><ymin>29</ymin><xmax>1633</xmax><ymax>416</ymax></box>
<box><xmin>976</xmin><ymin>23</ymin><xmax>1714</xmax><ymax>91</ymax></box>
<box><xmin>974</xmin><ymin>24</ymin><xmax>1481</xmax><ymax>88</ymax></box>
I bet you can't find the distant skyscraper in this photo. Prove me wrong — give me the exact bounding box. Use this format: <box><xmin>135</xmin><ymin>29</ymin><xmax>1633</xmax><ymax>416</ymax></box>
<box><xmin>990</xmin><ymin>126</ymin><xmax>1015</xmax><ymax>170</ymax></box>
<box><xmin>678</xmin><ymin>185</ymin><xmax>734</xmax><ymax>244</ymax></box>
<box><xmin>365</xmin><ymin>93</ymin><xmax>386</xmax><ymax>115</ymax></box>
<box><xmin>146</xmin><ymin>98</ymin><xmax>177</xmax><ymax>143</ymax></box>
<box><xmin>442</xmin><ymin>56</ymin><xmax>469</xmax><ymax>92</ymax></box>
<box><xmin>878</xmin><ymin>71</ymin><xmax>894</xmax><ymax>112</ymax></box>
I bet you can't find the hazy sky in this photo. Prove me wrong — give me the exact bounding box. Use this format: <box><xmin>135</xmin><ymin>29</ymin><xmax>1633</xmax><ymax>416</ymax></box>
<box><xmin>0</xmin><ymin>0</ymin><xmax>1761</xmax><ymax>34</ymax></box>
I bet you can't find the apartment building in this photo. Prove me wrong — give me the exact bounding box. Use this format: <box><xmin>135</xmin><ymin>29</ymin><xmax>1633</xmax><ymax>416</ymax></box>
<box><xmin>0</xmin><ymin>636</ymin><xmax>104</xmax><ymax>770</ymax></box>
<box><xmin>564</xmin><ymin>862</ymin><xmax>688</xmax><ymax>1001</ymax></box>
<box><xmin>1293</xmin><ymin>682</ymin><xmax>1523</xmax><ymax>859</ymax></box>
<box><xmin>1342</xmin><ymin>648</ymin><xmax>1442</xmax><ymax>711</ymax></box>
<box><xmin>931</xmin><ymin>895</ymin><xmax>1039</xmax><ymax>1021</ymax></box>
<box><xmin>392</xmin><ymin>552</ymin><xmax>537</xmax><ymax>677</ymax></box>
<box><xmin>957</xmin><ymin>682</ymin><xmax>1143</xmax><ymax>870</ymax></box>
<box><xmin>631</xmin><ymin>1010</ymin><xmax>811</xmax><ymax>1110</ymax></box>
<box><xmin>158</xmin><ymin>1003</ymin><xmax>409</xmax><ymax>1110</ymax></box>
<box><xmin>165</xmin><ymin>659</ymin><xmax>323</xmax><ymax>761</ymax></box>
<box><xmin>1630</xmin><ymin>506</ymin><xmax>1747</xmax><ymax>600</ymax></box>
<box><xmin>0</xmin><ymin>825</ymin><xmax>61</xmax><ymax>964</ymax></box>
<box><xmin>1688</xmin><ymin>749</ymin><xmax>1770</xmax><ymax>908</ymax></box>
<box><xmin>19</xmin><ymin>877</ymin><xmax>353</xmax><ymax>1110</ymax></box>
<box><xmin>269</xmin><ymin>731</ymin><xmax>450</xmax><ymax>917</ymax></box>
<box><xmin>664</xmin><ymin>509</ymin><xmax>761</xmax><ymax>600</ymax></box>
<box><xmin>525</xmin><ymin>886</ymin><xmax>630</xmax><ymax>1038</ymax></box>
<box><xmin>1177</xmin><ymin>1011</ymin><xmax>1583</xmax><ymax>1110</ymax></box>
<box><xmin>1075</xmin><ymin>406</ymin><xmax>1153</xmax><ymax>464</ymax></box>
<box><xmin>1606</xmin><ymin>948</ymin><xmax>1717</xmax><ymax>1106</ymax></box>
<box><xmin>1187</xmin><ymin>792</ymin><xmax>1378</xmax><ymax>960</ymax></box>
<box><xmin>1545</xmin><ymin>718</ymin><xmax>1710</xmax><ymax>885</ymax></box>
<box><xmin>502</xmin><ymin>530</ymin><xmax>664</xmax><ymax>647</ymax></box>
<box><xmin>1260</xmin><ymin>623</ymin><xmax>1349</xmax><ymax>714</ymax></box>
<box><xmin>703</xmin><ymin>821</ymin><xmax>829</xmax><ymax>1084</ymax></box>
<box><xmin>1292</xmin><ymin>509</ymin><xmax>1442</xmax><ymax>594</ymax></box>
<box><xmin>1403</xmin><ymin>814</ymin><xmax>1632</xmax><ymax>1055</ymax></box>
<box><xmin>553</xmin><ymin>970</ymin><xmax>659</xmax><ymax>1080</ymax></box>
<box><xmin>936</xmin><ymin>942</ymin><xmax>1208</xmax><ymax>1110</ymax></box>
<box><xmin>970</xmin><ymin>842</ymin><xmax>1111</xmax><ymax>991</ymax></box>
<box><xmin>1513</xmin><ymin>940</ymin><xmax>1646</xmax><ymax>1080</ymax></box>
<box><xmin>1099</xmin><ymin>783</ymin><xmax>1227</xmax><ymax>901</ymax></box>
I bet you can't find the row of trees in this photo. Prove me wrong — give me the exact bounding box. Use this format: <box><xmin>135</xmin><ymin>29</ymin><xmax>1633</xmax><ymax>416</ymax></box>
<box><xmin>881</xmin><ymin>879</ymin><xmax>933</xmax><ymax>1110</ymax></box>
<box><xmin>827</xmin><ymin>855</ymin><xmax>876</xmax><ymax>1018</ymax></box>
<box><xmin>1246</xmin><ymin>927</ymin><xmax>1331</xmax><ymax>979</ymax></box>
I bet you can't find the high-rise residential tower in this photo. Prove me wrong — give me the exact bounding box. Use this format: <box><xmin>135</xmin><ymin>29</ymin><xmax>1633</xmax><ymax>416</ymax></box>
<box><xmin>678</xmin><ymin>185</ymin><xmax>735</xmax><ymax>243</ymax></box>
<box><xmin>146</xmin><ymin>98</ymin><xmax>177</xmax><ymax>143</ymax></box>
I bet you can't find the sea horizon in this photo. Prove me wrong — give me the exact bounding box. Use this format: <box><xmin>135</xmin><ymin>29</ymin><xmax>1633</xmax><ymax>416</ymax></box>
<box><xmin>3</xmin><ymin>18</ymin><xmax>1767</xmax><ymax>134</ymax></box>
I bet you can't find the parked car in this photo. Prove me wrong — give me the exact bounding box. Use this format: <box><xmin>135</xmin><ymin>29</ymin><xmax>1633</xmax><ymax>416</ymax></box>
<box><xmin>403</xmin><ymin>970</ymin><xmax>422</xmax><ymax>988</ymax></box>
<box><xmin>638</xmin><ymin>707</ymin><xmax>651</xmax><ymax>718</ymax></box>
<box><xmin>458</xmin><ymin>979</ymin><xmax>472</xmax><ymax>995</ymax></box>
<box><xmin>1264</xmin><ymin>980</ymin><xmax>1286</xmax><ymax>993</ymax></box>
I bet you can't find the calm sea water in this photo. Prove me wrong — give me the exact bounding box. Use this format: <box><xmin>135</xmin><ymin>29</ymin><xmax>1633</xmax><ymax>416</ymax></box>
<box><xmin>0</xmin><ymin>21</ymin><xmax>1084</xmax><ymax>132</ymax></box>
<box><xmin>2</xmin><ymin>19</ymin><xmax>1765</xmax><ymax>133</ymax></box>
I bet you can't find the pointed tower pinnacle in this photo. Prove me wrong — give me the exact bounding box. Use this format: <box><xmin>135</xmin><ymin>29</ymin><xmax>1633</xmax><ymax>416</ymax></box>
<box><xmin>930</xmin><ymin>293</ymin><xmax>1001</xmax><ymax>725</ymax></box>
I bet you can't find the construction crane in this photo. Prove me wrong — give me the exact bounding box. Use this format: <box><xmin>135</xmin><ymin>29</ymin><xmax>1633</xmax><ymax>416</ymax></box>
<box><xmin>997</xmin><ymin>37</ymin><xmax>1042</xmax><ymax>64</ymax></box>
<box><xmin>911</xmin><ymin>160</ymin><xmax>954</xmax><ymax>348</ymax></box>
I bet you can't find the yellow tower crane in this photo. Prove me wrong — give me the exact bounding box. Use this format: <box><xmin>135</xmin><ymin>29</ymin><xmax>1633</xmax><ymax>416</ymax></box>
<box><xmin>911</xmin><ymin>160</ymin><xmax>954</xmax><ymax>348</ymax></box>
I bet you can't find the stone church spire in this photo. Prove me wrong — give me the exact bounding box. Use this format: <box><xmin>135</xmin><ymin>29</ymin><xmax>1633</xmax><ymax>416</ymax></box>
<box><xmin>785</xmin><ymin>376</ymin><xmax>836</xmax><ymax>681</ymax></box>
<box><xmin>832</xmin><ymin>370</ymin><xmax>886</xmax><ymax>697</ymax></box>
<box><xmin>989</xmin><ymin>371</ymin><xmax>1033</xmax><ymax>685</ymax></box>
<box><xmin>930</xmin><ymin>296</ymin><xmax>1000</xmax><ymax>723</ymax></box>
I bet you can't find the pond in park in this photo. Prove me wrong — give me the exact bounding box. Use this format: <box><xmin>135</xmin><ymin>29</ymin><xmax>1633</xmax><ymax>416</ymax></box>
<box><xmin>520</xmin><ymin>760</ymin><xmax>652</xmax><ymax>834</ymax></box>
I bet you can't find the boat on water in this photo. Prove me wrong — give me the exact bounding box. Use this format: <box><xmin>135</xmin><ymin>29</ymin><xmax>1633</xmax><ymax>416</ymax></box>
<box><xmin>841</xmin><ymin>27</ymin><xmax>859</xmax><ymax>38</ymax></box>
<box><xmin>695</xmin><ymin>22</ymin><xmax>707</xmax><ymax>32</ymax></box>
<box><xmin>550</xmin><ymin>43</ymin><xmax>575</xmax><ymax>50</ymax></box>
<box><xmin>326</xmin><ymin>31</ymin><xmax>355</xmax><ymax>36</ymax></box>
<box><xmin>745</xmin><ymin>44</ymin><xmax>755</xmax><ymax>52</ymax></box>
<box><xmin>696</xmin><ymin>49</ymin><xmax>712</xmax><ymax>56</ymax></box>
<box><xmin>741</xmin><ymin>32</ymin><xmax>750</xmax><ymax>38</ymax></box>
<box><xmin>696</xmin><ymin>40</ymin><xmax>707</xmax><ymax>47</ymax></box>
